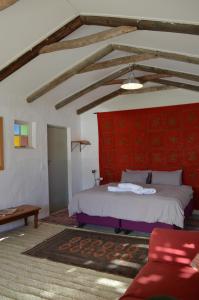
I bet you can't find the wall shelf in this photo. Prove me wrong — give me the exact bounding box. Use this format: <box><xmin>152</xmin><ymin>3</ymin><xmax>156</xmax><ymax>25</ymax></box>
<box><xmin>71</xmin><ymin>140</ymin><xmax>91</xmax><ymax>152</ymax></box>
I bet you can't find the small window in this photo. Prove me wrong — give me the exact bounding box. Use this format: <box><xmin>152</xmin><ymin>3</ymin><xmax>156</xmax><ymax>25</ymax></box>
<box><xmin>14</xmin><ymin>120</ymin><xmax>35</xmax><ymax>148</ymax></box>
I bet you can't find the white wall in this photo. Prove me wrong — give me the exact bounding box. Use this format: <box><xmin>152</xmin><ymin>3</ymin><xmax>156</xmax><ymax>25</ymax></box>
<box><xmin>81</xmin><ymin>89</ymin><xmax>199</xmax><ymax>189</ymax></box>
<box><xmin>0</xmin><ymin>88</ymin><xmax>82</xmax><ymax>233</ymax></box>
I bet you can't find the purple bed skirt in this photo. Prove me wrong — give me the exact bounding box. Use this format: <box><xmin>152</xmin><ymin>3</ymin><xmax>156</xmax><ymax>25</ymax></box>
<box><xmin>76</xmin><ymin>213</ymin><xmax>120</xmax><ymax>229</ymax></box>
<box><xmin>76</xmin><ymin>199</ymin><xmax>193</xmax><ymax>233</ymax></box>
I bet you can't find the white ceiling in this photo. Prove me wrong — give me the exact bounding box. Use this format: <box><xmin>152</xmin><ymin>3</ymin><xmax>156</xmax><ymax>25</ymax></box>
<box><xmin>72</xmin><ymin>0</ymin><xmax>199</xmax><ymax>23</ymax></box>
<box><xmin>0</xmin><ymin>0</ymin><xmax>198</xmax><ymax>111</ymax></box>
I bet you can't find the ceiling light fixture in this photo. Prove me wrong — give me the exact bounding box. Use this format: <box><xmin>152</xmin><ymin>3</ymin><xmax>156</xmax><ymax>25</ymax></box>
<box><xmin>121</xmin><ymin>64</ymin><xmax>143</xmax><ymax>90</ymax></box>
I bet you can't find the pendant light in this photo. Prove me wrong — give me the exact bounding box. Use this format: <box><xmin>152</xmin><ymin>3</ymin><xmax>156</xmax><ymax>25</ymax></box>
<box><xmin>121</xmin><ymin>64</ymin><xmax>143</xmax><ymax>90</ymax></box>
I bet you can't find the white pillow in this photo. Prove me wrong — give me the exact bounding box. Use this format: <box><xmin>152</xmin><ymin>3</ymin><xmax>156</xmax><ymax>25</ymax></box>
<box><xmin>151</xmin><ymin>170</ymin><xmax>182</xmax><ymax>186</ymax></box>
<box><xmin>121</xmin><ymin>170</ymin><xmax>149</xmax><ymax>184</ymax></box>
<box><xmin>126</xmin><ymin>170</ymin><xmax>152</xmax><ymax>184</ymax></box>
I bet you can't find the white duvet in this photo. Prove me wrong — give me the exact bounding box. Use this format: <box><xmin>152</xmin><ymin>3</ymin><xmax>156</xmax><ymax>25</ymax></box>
<box><xmin>69</xmin><ymin>183</ymin><xmax>193</xmax><ymax>228</ymax></box>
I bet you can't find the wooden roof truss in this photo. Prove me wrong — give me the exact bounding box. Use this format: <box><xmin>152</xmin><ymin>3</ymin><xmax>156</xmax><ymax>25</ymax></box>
<box><xmin>0</xmin><ymin>14</ymin><xmax>198</xmax><ymax>114</ymax></box>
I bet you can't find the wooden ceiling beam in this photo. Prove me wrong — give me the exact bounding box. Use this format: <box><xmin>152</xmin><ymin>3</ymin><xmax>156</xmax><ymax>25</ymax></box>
<box><xmin>138</xmin><ymin>73</ymin><xmax>171</xmax><ymax>83</ymax></box>
<box><xmin>55</xmin><ymin>66</ymin><xmax>130</xmax><ymax>109</ymax></box>
<box><xmin>27</xmin><ymin>45</ymin><xmax>113</xmax><ymax>103</ymax></box>
<box><xmin>79</xmin><ymin>53</ymin><xmax>156</xmax><ymax>73</ymax></box>
<box><xmin>40</xmin><ymin>26</ymin><xmax>137</xmax><ymax>53</ymax></box>
<box><xmin>0</xmin><ymin>16</ymin><xmax>83</xmax><ymax>81</ymax></box>
<box><xmin>151</xmin><ymin>79</ymin><xmax>199</xmax><ymax>92</ymax></box>
<box><xmin>112</xmin><ymin>44</ymin><xmax>199</xmax><ymax>65</ymax></box>
<box><xmin>77</xmin><ymin>89</ymin><xmax>123</xmax><ymax>115</ymax></box>
<box><xmin>123</xmin><ymin>85</ymin><xmax>176</xmax><ymax>94</ymax></box>
<box><xmin>0</xmin><ymin>0</ymin><xmax>16</xmax><ymax>10</ymax></box>
<box><xmin>77</xmin><ymin>85</ymin><xmax>176</xmax><ymax>115</ymax></box>
<box><xmin>1</xmin><ymin>14</ymin><xmax>199</xmax><ymax>82</ymax></box>
<box><xmin>104</xmin><ymin>74</ymin><xmax>170</xmax><ymax>85</ymax></box>
<box><xmin>81</xmin><ymin>15</ymin><xmax>199</xmax><ymax>35</ymax></box>
<box><xmin>103</xmin><ymin>79</ymin><xmax>124</xmax><ymax>85</ymax></box>
<box><xmin>133</xmin><ymin>64</ymin><xmax>199</xmax><ymax>82</ymax></box>
<box><xmin>56</xmin><ymin>72</ymin><xmax>171</xmax><ymax>109</ymax></box>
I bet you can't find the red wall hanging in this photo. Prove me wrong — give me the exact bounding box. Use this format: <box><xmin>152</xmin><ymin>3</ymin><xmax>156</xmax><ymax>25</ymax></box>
<box><xmin>98</xmin><ymin>102</ymin><xmax>199</xmax><ymax>209</ymax></box>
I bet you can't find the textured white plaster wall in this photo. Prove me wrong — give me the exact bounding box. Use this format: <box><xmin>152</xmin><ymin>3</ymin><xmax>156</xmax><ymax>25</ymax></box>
<box><xmin>0</xmin><ymin>90</ymin><xmax>82</xmax><ymax>233</ymax></box>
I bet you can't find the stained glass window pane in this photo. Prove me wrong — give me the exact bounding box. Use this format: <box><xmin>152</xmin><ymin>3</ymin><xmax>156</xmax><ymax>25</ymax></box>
<box><xmin>21</xmin><ymin>124</ymin><xmax>29</xmax><ymax>136</ymax></box>
<box><xmin>21</xmin><ymin>136</ymin><xmax>29</xmax><ymax>147</ymax></box>
<box><xmin>14</xmin><ymin>124</ymin><xmax>20</xmax><ymax>135</ymax></box>
<box><xmin>14</xmin><ymin>136</ymin><xmax>21</xmax><ymax>147</ymax></box>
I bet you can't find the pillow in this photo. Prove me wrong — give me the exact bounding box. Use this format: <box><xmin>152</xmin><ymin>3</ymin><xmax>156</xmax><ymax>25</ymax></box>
<box><xmin>151</xmin><ymin>170</ymin><xmax>182</xmax><ymax>186</ymax></box>
<box><xmin>121</xmin><ymin>170</ymin><xmax>149</xmax><ymax>184</ymax></box>
<box><xmin>191</xmin><ymin>253</ymin><xmax>199</xmax><ymax>271</ymax></box>
<box><xmin>126</xmin><ymin>169</ymin><xmax>152</xmax><ymax>184</ymax></box>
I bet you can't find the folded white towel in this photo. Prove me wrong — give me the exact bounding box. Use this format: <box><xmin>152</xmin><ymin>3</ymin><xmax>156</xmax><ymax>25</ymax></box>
<box><xmin>118</xmin><ymin>183</ymin><xmax>142</xmax><ymax>190</ymax></box>
<box><xmin>108</xmin><ymin>185</ymin><xmax>156</xmax><ymax>195</ymax></box>
<box><xmin>108</xmin><ymin>186</ymin><xmax>130</xmax><ymax>192</ymax></box>
<box><xmin>133</xmin><ymin>188</ymin><xmax>156</xmax><ymax>195</ymax></box>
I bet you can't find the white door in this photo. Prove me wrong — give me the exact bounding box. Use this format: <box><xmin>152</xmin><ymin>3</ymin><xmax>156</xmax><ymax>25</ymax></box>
<box><xmin>47</xmin><ymin>126</ymin><xmax>68</xmax><ymax>213</ymax></box>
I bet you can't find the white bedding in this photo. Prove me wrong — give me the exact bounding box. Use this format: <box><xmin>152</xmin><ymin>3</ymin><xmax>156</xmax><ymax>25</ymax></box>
<box><xmin>69</xmin><ymin>183</ymin><xmax>193</xmax><ymax>228</ymax></box>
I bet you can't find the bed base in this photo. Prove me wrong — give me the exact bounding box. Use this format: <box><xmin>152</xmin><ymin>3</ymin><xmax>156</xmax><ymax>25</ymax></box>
<box><xmin>121</xmin><ymin>220</ymin><xmax>173</xmax><ymax>233</ymax></box>
<box><xmin>76</xmin><ymin>213</ymin><xmax>173</xmax><ymax>233</ymax></box>
<box><xmin>76</xmin><ymin>213</ymin><xmax>121</xmax><ymax>233</ymax></box>
<box><xmin>76</xmin><ymin>199</ymin><xmax>193</xmax><ymax>234</ymax></box>
<box><xmin>77</xmin><ymin>221</ymin><xmax>121</xmax><ymax>233</ymax></box>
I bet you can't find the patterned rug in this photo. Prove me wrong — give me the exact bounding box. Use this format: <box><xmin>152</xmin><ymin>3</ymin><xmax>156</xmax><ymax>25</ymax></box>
<box><xmin>42</xmin><ymin>209</ymin><xmax>77</xmax><ymax>227</ymax></box>
<box><xmin>24</xmin><ymin>228</ymin><xmax>149</xmax><ymax>278</ymax></box>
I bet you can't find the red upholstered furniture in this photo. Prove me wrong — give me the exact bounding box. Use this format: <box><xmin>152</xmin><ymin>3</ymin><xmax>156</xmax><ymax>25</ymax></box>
<box><xmin>120</xmin><ymin>228</ymin><xmax>199</xmax><ymax>300</ymax></box>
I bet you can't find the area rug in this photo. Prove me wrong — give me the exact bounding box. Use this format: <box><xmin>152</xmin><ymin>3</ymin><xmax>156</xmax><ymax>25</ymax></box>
<box><xmin>41</xmin><ymin>209</ymin><xmax>77</xmax><ymax>227</ymax></box>
<box><xmin>24</xmin><ymin>228</ymin><xmax>149</xmax><ymax>278</ymax></box>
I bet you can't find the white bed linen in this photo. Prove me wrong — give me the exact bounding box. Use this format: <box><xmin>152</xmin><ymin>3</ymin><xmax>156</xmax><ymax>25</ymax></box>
<box><xmin>69</xmin><ymin>183</ymin><xmax>193</xmax><ymax>228</ymax></box>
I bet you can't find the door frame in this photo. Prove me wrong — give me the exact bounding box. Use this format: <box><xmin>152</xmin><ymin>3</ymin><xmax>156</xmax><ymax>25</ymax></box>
<box><xmin>47</xmin><ymin>124</ymin><xmax>72</xmax><ymax>210</ymax></box>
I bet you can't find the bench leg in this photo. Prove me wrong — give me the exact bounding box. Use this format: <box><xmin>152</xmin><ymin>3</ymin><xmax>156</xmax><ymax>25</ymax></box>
<box><xmin>24</xmin><ymin>217</ymin><xmax>28</xmax><ymax>226</ymax></box>
<box><xmin>34</xmin><ymin>213</ymin><xmax>39</xmax><ymax>228</ymax></box>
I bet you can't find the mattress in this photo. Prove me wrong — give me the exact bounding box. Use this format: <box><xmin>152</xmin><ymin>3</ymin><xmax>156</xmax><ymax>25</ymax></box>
<box><xmin>69</xmin><ymin>183</ymin><xmax>193</xmax><ymax>228</ymax></box>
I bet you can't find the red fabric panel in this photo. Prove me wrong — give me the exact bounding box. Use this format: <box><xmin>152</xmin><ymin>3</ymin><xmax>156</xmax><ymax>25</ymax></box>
<box><xmin>120</xmin><ymin>262</ymin><xmax>199</xmax><ymax>300</ymax></box>
<box><xmin>148</xmin><ymin>228</ymin><xmax>199</xmax><ymax>265</ymax></box>
<box><xmin>97</xmin><ymin>103</ymin><xmax>199</xmax><ymax>208</ymax></box>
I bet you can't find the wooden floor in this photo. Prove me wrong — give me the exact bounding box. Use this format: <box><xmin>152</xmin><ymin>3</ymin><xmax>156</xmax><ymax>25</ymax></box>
<box><xmin>0</xmin><ymin>222</ymin><xmax>130</xmax><ymax>300</ymax></box>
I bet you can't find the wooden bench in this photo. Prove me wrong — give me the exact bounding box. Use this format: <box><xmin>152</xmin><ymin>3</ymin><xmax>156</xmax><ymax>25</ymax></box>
<box><xmin>0</xmin><ymin>205</ymin><xmax>41</xmax><ymax>228</ymax></box>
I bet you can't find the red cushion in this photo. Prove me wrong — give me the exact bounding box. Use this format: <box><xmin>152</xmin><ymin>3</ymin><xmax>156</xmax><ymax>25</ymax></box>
<box><xmin>149</xmin><ymin>229</ymin><xmax>199</xmax><ymax>265</ymax></box>
<box><xmin>120</xmin><ymin>261</ymin><xmax>199</xmax><ymax>300</ymax></box>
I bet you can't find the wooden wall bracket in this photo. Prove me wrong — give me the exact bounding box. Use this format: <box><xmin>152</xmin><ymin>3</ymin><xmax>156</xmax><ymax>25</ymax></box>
<box><xmin>71</xmin><ymin>140</ymin><xmax>91</xmax><ymax>152</ymax></box>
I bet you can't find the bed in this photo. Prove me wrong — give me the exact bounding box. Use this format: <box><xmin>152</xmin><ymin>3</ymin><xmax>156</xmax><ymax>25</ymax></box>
<box><xmin>69</xmin><ymin>183</ymin><xmax>193</xmax><ymax>233</ymax></box>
